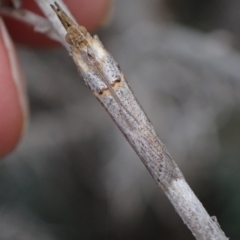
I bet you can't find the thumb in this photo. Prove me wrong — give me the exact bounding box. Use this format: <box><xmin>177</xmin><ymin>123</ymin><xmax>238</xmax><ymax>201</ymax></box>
<box><xmin>0</xmin><ymin>18</ymin><xmax>28</xmax><ymax>158</ymax></box>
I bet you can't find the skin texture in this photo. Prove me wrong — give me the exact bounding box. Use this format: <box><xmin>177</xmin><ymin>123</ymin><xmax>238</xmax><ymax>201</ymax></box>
<box><xmin>0</xmin><ymin>0</ymin><xmax>112</xmax><ymax>158</ymax></box>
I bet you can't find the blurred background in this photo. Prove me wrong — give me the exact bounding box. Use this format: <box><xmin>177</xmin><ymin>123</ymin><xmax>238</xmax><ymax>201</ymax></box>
<box><xmin>1</xmin><ymin>0</ymin><xmax>240</xmax><ymax>239</ymax></box>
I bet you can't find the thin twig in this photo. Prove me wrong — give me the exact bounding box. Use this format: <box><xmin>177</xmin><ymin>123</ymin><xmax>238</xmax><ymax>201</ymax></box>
<box><xmin>0</xmin><ymin>8</ymin><xmax>58</xmax><ymax>41</ymax></box>
<box><xmin>1</xmin><ymin>0</ymin><xmax>229</xmax><ymax>239</ymax></box>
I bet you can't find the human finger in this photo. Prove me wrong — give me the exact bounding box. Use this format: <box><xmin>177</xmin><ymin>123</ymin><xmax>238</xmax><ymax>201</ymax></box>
<box><xmin>2</xmin><ymin>0</ymin><xmax>112</xmax><ymax>46</ymax></box>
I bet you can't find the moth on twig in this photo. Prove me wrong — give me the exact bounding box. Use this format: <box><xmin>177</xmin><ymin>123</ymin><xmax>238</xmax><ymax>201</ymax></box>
<box><xmin>50</xmin><ymin>2</ymin><xmax>228</xmax><ymax>239</ymax></box>
<box><xmin>50</xmin><ymin>2</ymin><xmax>182</xmax><ymax>187</ymax></box>
<box><xmin>51</xmin><ymin>2</ymin><xmax>139</xmax><ymax>127</ymax></box>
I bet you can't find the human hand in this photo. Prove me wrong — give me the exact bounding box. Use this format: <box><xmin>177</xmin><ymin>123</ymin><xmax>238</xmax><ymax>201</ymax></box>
<box><xmin>0</xmin><ymin>0</ymin><xmax>111</xmax><ymax>158</ymax></box>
